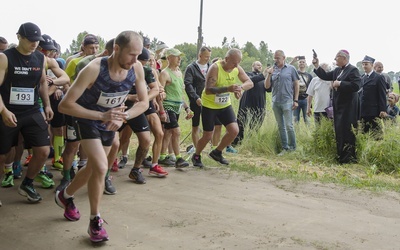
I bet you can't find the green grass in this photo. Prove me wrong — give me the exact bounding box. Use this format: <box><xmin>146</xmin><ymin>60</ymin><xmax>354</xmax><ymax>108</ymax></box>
<box><xmin>130</xmin><ymin>93</ymin><xmax>400</xmax><ymax>193</ymax></box>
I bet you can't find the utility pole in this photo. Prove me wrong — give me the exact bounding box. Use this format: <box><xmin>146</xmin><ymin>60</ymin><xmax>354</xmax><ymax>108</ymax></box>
<box><xmin>197</xmin><ymin>0</ymin><xmax>203</xmax><ymax>53</ymax></box>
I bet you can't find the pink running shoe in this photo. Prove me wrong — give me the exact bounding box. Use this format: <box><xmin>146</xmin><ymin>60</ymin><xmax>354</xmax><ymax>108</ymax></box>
<box><xmin>55</xmin><ymin>189</ymin><xmax>81</xmax><ymax>221</ymax></box>
<box><xmin>88</xmin><ymin>216</ymin><xmax>109</xmax><ymax>242</ymax></box>
<box><xmin>111</xmin><ymin>158</ymin><xmax>118</xmax><ymax>172</ymax></box>
<box><xmin>149</xmin><ymin>164</ymin><xmax>168</xmax><ymax>177</ymax></box>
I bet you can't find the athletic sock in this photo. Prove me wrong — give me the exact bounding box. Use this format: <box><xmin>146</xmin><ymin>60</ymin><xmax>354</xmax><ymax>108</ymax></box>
<box><xmin>53</xmin><ymin>135</ymin><xmax>64</xmax><ymax>161</ymax></box>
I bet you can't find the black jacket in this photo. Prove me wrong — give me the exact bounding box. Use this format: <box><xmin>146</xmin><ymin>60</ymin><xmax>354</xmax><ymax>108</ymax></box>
<box><xmin>314</xmin><ymin>64</ymin><xmax>361</xmax><ymax>163</ymax></box>
<box><xmin>184</xmin><ymin>61</ymin><xmax>210</xmax><ymax>103</ymax></box>
<box><xmin>359</xmin><ymin>71</ymin><xmax>387</xmax><ymax>118</ymax></box>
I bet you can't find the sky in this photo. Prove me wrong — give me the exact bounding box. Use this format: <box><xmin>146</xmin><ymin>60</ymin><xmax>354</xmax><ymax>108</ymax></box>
<box><xmin>1</xmin><ymin>0</ymin><xmax>399</xmax><ymax>72</ymax></box>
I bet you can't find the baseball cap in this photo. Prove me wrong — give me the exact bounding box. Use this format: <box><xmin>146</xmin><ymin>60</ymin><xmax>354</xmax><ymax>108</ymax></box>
<box><xmin>143</xmin><ymin>37</ymin><xmax>150</xmax><ymax>47</ymax></box>
<box><xmin>155</xmin><ymin>41</ymin><xmax>168</xmax><ymax>51</ymax></box>
<box><xmin>165</xmin><ymin>48</ymin><xmax>184</xmax><ymax>57</ymax></box>
<box><xmin>362</xmin><ymin>55</ymin><xmax>375</xmax><ymax>64</ymax></box>
<box><xmin>17</xmin><ymin>22</ymin><xmax>44</xmax><ymax>42</ymax></box>
<box><xmin>53</xmin><ymin>40</ymin><xmax>61</xmax><ymax>52</ymax></box>
<box><xmin>39</xmin><ymin>34</ymin><xmax>57</xmax><ymax>51</ymax></box>
<box><xmin>83</xmin><ymin>34</ymin><xmax>99</xmax><ymax>46</ymax></box>
<box><xmin>138</xmin><ymin>47</ymin><xmax>150</xmax><ymax>61</ymax></box>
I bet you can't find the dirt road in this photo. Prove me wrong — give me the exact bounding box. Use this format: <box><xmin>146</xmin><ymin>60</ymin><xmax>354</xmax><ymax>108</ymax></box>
<box><xmin>1</xmin><ymin>163</ymin><xmax>399</xmax><ymax>250</ymax></box>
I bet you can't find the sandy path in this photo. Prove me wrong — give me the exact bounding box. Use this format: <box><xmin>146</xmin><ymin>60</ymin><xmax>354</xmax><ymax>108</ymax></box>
<box><xmin>1</xmin><ymin>163</ymin><xmax>399</xmax><ymax>250</ymax></box>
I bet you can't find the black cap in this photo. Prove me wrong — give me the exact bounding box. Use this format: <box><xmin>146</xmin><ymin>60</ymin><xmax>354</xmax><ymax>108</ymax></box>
<box><xmin>83</xmin><ymin>34</ymin><xmax>99</xmax><ymax>46</ymax></box>
<box><xmin>138</xmin><ymin>47</ymin><xmax>150</xmax><ymax>61</ymax></box>
<box><xmin>143</xmin><ymin>37</ymin><xmax>150</xmax><ymax>47</ymax></box>
<box><xmin>362</xmin><ymin>55</ymin><xmax>375</xmax><ymax>64</ymax></box>
<box><xmin>53</xmin><ymin>40</ymin><xmax>61</xmax><ymax>52</ymax></box>
<box><xmin>39</xmin><ymin>34</ymin><xmax>57</xmax><ymax>51</ymax></box>
<box><xmin>17</xmin><ymin>22</ymin><xmax>44</xmax><ymax>42</ymax></box>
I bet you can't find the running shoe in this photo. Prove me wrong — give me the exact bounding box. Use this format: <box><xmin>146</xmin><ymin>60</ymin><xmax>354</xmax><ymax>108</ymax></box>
<box><xmin>88</xmin><ymin>216</ymin><xmax>109</xmax><ymax>243</ymax></box>
<box><xmin>158</xmin><ymin>157</ymin><xmax>175</xmax><ymax>166</ymax></box>
<box><xmin>209</xmin><ymin>149</ymin><xmax>229</xmax><ymax>165</ymax></box>
<box><xmin>52</xmin><ymin>157</ymin><xmax>64</xmax><ymax>170</ymax></box>
<box><xmin>129</xmin><ymin>167</ymin><xmax>146</xmax><ymax>184</ymax></box>
<box><xmin>191</xmin><ymin>154</ymin><xmax>204</xmax><ymax>168</ymax></box>
<box><xmin>12</xmin><ymin>162</ymin><xmax>23</xmax><ymax>179</ymax></box>
<box><xmin>142</xmin><ymin>157</ymin><xmax>152</xmax><ymax>168</ymax></box>
<box><xmin>104</xmin><ymin>176</ymin><xmax>116</xmax><ymax>195</ymax></box>
<box><xmin>34</xmin><ymin>171</ymin><xmax>55</xmax><ymax>189</ymax></box>
<box><xmin>175</xmin><ymin>157</ymin><xmax>189</xmax><ymax>169</ymax></box>
<box><xmin>149</xmin><ymin>164</ymin><xmax>168</xmax><ymax>177</ymax></box>
<box><xmin>55</xmin><ymin>189</ymin><xmax>80</xmax><ymax>221</ymax></box>
<box><xmin>23</xmin><ymin>154</ymin><xmax>32</xmax><ymax>166</ymax></box>
<box><xmin>226</xmin><ymin>145</ymin><xmax>238</xmax><ymax>154</ymax></box>
<box><xmin>41</xmin><ymin>165</ymin><xmax>53</xmax><ymax>179</ymax></box>
<box><xmin>1</xmin><ymin>171</ymin><xmax>14</xmax><ymax>187</ymax></box>
<box><xmin>118</xmin><ymin>156</ymin><xmax>128</xmax><ymax>169</ymax></box>
<box><xmin>111</xmin><ymin>158</ymin><xmax>118</xmax><ymax>172</ymax></box>
<box><xmin>167</xmin><ymin>155</ymin><xmax>176</xmax><ymax>162</ymax></box>
<box><xmin>55</xmin><ymin>178</ymin><xmax>70</xmax><ymax>193</ymax></box>
<box><xmin>18</xmin><ymin>182</ymin><xmax>41</xmax><ymax>202</ymax></box>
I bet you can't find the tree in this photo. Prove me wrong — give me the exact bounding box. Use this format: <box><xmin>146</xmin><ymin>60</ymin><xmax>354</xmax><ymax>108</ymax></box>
<box><xmin>259</xmin><ymin>41</ymin><xmax>273</xmax><ymax>67</ymax></box>
<box><xmin>242</xmin><ymin>42</ymin><xmax>260</xmax><ymax>59</ymax></box>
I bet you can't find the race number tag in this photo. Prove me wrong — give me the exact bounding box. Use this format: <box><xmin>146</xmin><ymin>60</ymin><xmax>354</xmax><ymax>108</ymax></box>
<box><xmin>9</xmin><ymin>87</ymin><xmax>34</xmax><ymax>105</ymax></box>
<box><xmin>67</xmin><ymin>125</ymin><xmax>77</xmax><ymax>140</ymax></box>
<box><xmin>96</xmin><ymin>91</ymin><xmax>129</xmax><ymax>108</ymax></box>
<box><xmin>214</xmin><ymin>93</ymin><xmax>230</xmax><ymax>105</ymax></box>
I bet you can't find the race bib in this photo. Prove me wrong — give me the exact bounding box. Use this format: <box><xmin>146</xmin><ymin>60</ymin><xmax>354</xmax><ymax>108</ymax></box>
<box><xmin>9</xmin><ymin>87</ymin><xmax>34</xmax><ymax>105</ymax></box>
<box><xmin>67</xmin><ymin>125</ymin><xmax>77</xmax><ymax>140</ymax></box>
<box><xmin>96</xmin><ymin>90</ymin><xmax>129</xmax><ymax>108</ymax></box>
<box><xmin>214</xmin><ymin>93</ymin><xmax>230</xmax><ymax>105</ymax></box>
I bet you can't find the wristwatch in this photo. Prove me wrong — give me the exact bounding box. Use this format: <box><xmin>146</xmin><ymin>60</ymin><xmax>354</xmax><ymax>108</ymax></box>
<box><xmin>294</xmin><ymin>100</ymin><xmax>298</xmax><ymax>103</ymax></box>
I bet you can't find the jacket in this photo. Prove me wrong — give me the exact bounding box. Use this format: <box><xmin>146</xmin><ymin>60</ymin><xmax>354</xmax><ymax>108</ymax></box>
<box><xmin>184</xmin><ymin>61</ymin><xmax>210</xmax><ymax>103</ymax></box>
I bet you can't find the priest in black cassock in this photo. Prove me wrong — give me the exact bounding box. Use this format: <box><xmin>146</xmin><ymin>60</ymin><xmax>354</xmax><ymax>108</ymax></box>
<box><xmin>312</xmin><ymin>49</ymin><xmax>361</xmax><ymax>164</ymax></box>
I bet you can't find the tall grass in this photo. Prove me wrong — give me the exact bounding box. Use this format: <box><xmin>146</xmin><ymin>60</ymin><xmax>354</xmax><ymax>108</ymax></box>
<box><xmin>161</xmin><ymin>90</ymin><xmax>400</xmax><ymax>190</ymax></box>
<box><xmin>355</xmin><ymin>120</ymin><xmax>400</xmax><ymax>174</ymax></box>
<box><xmin>237</xmin><ymin>107</ymin><xmax>400</xmax><ymax>176</ymax></box>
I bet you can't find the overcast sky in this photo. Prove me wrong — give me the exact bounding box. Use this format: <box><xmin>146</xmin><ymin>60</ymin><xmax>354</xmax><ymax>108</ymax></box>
<box><xmin>1</xmin><ymin>0</ymin><xmax>399</xmax><ymax>72</ymax></box>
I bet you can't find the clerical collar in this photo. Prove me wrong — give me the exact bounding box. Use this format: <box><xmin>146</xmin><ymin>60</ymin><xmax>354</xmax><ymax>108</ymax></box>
<box><xmin>341</xmin><ymin>63</ymin><xmax>349</xmax><ymax>69</ymax></box>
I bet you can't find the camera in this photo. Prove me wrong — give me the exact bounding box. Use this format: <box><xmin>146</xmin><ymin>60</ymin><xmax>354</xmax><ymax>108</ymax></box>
<box><xmin>298</xmin><ymin>56</ymin><xmax>305</xmax><ymax>60</ymax></box>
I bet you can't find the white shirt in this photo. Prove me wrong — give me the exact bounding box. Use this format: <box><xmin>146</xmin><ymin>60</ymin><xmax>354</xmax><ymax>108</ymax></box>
<box><xmin>306</xmin><ymin>76</ymin><xmax>332</xmax><ymax>112</ymax></box>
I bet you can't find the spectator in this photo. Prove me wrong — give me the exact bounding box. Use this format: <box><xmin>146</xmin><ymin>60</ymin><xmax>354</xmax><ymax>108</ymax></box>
<box><xmin>384</xmin><ymin>92</ymin><xmax>399</xmax><ymax>123</ymax></box>
<box><xmin>265</xmin><ymin>50</ymin><xmax>299</xmax><ymax>154</ymax></box>
<box><xmin>291</xmin><ymin>56</ymin><xmax>313</xmax><ymax>124</ymax></box>
<box><xmin>359</xmin><ymin>55</ymin><xmax>387</xmax><ymax>137</ymax></box>
<box><xmin>306</xmin><ymin>63</ymin><xmax>332</xmax><ymax>123</ymax></box>
<box><xmin>373</xmin><ymin>61</ymin><xmax>392</xmax><ymax>93</ymax></box>
<box><xmin>233</xmin><ymin>60</ymin><xmax>269</xmax><ymax>146</ymax></box>
<box><xmin>312</xmin><ymin>49</ymin><xmax>361</xmax><ymax>164</ymax></box>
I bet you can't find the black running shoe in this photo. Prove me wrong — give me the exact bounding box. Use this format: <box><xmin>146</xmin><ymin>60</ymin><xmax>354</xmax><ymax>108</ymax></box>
<box><xmin>129</xmin><ymin>168</ymin><xmax>146</xmax><ymax>184</ymax></box>
<box><xmin>209</xmin><ymin>149</ymin><xmax>229</xmax><ymax>165</ymax></box>
<box><xmin>175</xmin><ymin>157</ymin><xmax>189</xmax><ymax>169</ymax></box>
<box><xmin>191</xmin><ymin>154</ymin><xmax>204</xmax><ymax>168</ymax></box>
<box><xmin>18</xmin><ymin>182</ymin><xmax>42</xmax><ymax>202</ymax></box>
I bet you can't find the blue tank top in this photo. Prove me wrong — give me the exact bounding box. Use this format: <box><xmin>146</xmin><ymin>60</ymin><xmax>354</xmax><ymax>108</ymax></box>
<box><xmin>76</xmin><ymin>57</ymin><xmax>135</xmax><ymax>130</ymax></box>
<box><xmin>0</xmin><ymin>48</ymin><xmax>44</xmax><ymax>115</ymax></box>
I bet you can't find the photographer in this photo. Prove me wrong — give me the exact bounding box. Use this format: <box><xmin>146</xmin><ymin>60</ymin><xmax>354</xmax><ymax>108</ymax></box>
<box><xmin>291</xmin><ymin>56</ymin><xmax>313</xmax><ymax>125</ymax></box>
